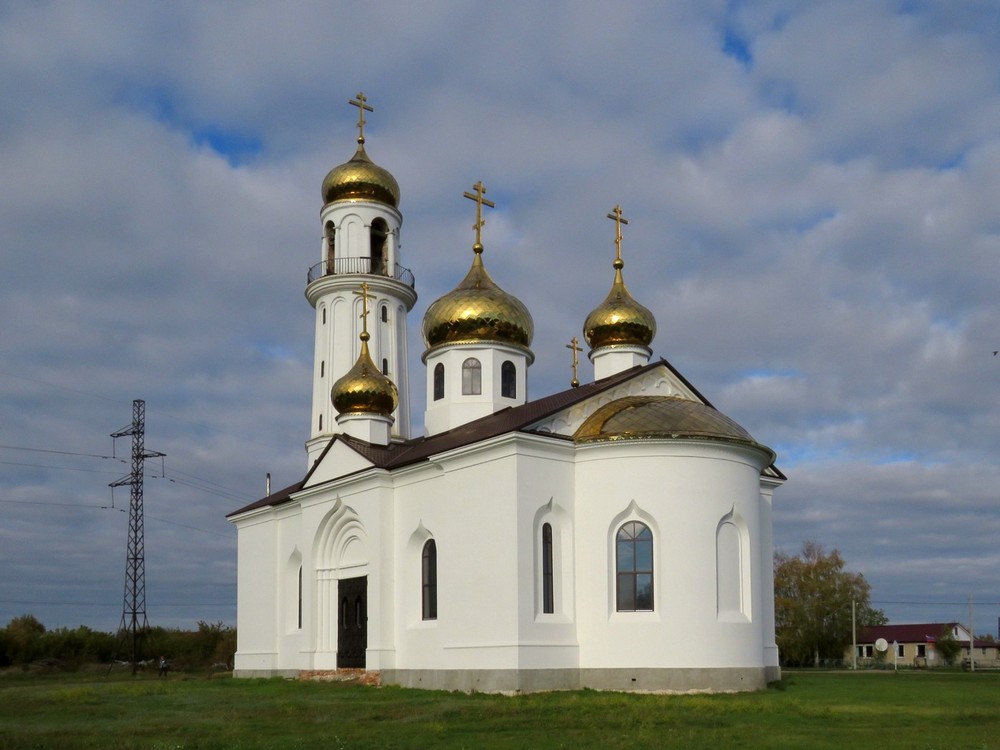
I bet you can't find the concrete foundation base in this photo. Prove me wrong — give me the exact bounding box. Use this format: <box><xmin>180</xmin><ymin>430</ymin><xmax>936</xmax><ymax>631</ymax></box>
<box><xmin>380</xmin><ymin>666</ymin><xmax>772</xmax><ymax>693</ymax></box>
<box><xmin>235</xmin><ymin>666</ymin><xmax>777</xmax><ymax>693</ymax></box>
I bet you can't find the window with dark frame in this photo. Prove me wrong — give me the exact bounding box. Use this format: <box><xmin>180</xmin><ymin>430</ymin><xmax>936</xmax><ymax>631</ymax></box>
<box><xmin>917</xmin><ymin>644</ymin><xmax>926</xmax><ymax>657</ymax></box>
<box><xmin>501</xmin><ymin>360</ymin><xmax>516</xmax><ymax>398</ymax></box>
<box><xmin>542</xmin><ymin>523</ymin><xmax>554</xmax><ymax>614</ymax></box>
<box><xmin>616</xmin><ymin>521</ymin><xmax>653</xmax><ymax>611</ymax></box>
<box><xmin>433</xmin><ymin>363</ymin><xmax>445</xmax><ymax>401</ymax></box>
<box><xmin>422</xmin><ymin>539</ymin><xmax>437</xmax><ymax>620</ymax></box>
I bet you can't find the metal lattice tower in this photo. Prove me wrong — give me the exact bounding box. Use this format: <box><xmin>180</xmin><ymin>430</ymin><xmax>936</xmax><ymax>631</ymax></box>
<box><xmin>110</xmin><ymin>399</ymin><xmax>164</xmax><ymax>673</ymax></box>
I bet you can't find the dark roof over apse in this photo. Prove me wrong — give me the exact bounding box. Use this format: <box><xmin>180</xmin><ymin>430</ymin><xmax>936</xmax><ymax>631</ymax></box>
<box><xmin>229</xmin><ymin>359</ymin><xmax>785</xmax><ymax>518</ymax></box>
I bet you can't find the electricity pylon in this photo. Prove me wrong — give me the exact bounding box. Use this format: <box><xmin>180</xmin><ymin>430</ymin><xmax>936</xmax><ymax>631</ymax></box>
<box><xmin>110</xmin><ymin>399</ymin><xmax>164</xmax><ymax>674</ymax></box>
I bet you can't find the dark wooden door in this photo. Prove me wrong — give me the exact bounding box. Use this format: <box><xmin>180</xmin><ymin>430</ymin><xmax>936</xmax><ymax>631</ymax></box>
<box><xmin>336</xmin><ymin>576</ymin><xmax>367</xmax><ymax>668</ymax></box>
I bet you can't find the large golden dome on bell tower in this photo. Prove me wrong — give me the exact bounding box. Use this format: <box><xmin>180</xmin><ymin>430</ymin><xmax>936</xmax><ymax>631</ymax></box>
<box><xmin>321</xmin><ymin>92</ymin><xmax>400</xmax><ymax>207</ymax></box>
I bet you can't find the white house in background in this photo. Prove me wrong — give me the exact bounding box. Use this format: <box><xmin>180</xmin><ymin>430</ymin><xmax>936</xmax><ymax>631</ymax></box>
<box><xmin>853</xmin><ymin>622</ymin><xmax>1000</xmax><ymax>668</ymax></box>
<box><xmin>228</xmin><ymin>95</ymin><xmax>785</xmax><ymax>693</ymax></box>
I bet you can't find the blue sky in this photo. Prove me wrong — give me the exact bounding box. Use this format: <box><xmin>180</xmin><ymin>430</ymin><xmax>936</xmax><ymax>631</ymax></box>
<box><xmin>1</xmin><ymin>1</ymin><xmax>998</xmax><ymax>637</ymax></box>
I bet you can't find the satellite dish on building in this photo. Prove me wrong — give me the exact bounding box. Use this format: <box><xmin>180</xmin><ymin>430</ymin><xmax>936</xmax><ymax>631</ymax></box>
<box><xmin>875</xmin><ymin>638</ymin><xmax>889</xmax><ymax>652</ymax></box>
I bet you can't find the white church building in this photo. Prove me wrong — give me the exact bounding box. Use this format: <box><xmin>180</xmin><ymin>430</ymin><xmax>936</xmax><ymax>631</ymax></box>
<box><xmin>228</xmin><ymin>95</ymin><xmax>785</xmax><ymax>692</ymax></box>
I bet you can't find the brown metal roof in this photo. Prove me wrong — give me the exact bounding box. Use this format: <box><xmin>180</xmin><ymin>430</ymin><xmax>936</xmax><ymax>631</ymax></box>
<box><xmin>858</xmin><ymin>623</ymin><xmax>959</xmax><ymax>644</ymax></box>
<box><xmin>228</xmin><ymin>358</ymin><xmax>785</xmax><ymax>518</ymax></box>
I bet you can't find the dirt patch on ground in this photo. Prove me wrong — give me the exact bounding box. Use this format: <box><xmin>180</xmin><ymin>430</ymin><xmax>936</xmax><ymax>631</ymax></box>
<box><xmin>300</xmin><ymin>669</ymin><xmax>381</xmax><ymax>686</ymax></box>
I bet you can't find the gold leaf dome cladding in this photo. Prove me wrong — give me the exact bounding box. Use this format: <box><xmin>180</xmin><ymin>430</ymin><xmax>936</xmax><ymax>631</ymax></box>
<box><xmin>574</xmin><ymin>395</ymin><xmax>773</xmax><ymax>458</ymax></box>
<box><xmin>422</xmin><ymin>247</ymin><xmax>534</xmax><ymax>350</ymax></box>
<box><xmin>321</xmin><ymin>142</ymin><xmax>400</xmax><ymax>207</ymax></box>
<box><xmin>331</xmin><ymin>335</ymin><xmax>398</xmax><ymax>416</ymax></box>
<box><xmin>583</xmin><ymin>260</ymin><xmax>656</xmax><ymax>349</ymax></box>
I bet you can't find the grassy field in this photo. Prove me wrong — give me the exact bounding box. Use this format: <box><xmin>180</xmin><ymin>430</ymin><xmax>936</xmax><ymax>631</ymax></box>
<box><xmin>1</xmin><ymin>669</ymin><xmax>998</xmax><ymax>749</ymax></box>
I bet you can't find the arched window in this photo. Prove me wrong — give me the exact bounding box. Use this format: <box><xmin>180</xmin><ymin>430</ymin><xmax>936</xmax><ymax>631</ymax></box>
<box><xmin>297</xmin><ymin>566</ymin><xmax>303</xmax><ymax>630</ymax></box>
<box><xmin>501</xmin><ymin>360</ymin><xmax>516</xmax><ymax>399</ymax></box>
<box><xmin>422</xmin><ymin>539</ymin><xmax>437</xmax><ymax>620</ymax></box>
<box><xmin>370</xmin><ymin>218</ymin><xmax>388</xmax><ymax>275</ymax></box>
<box><xmin>318</xmin><ymin>413</ymin><xmax>323</xmax><ymax>431</ymax></box>
<box><xmin>433</xmin><ymin>363</ymin><xmax>445</xmax><ymax>401</ymax></box>
<box><xmin>462</xmin><ymin>358</ymin><xmax>482</xmax><ymax>395</ymax></box>
<box><xmin>325</xmin><ymin>221</ymin><xmax>335</xmax><ymax>272</ymax></box>
<box><xmin>616</xmin><ymin>521</ymin><xmax>653</xmax><ymax>611</ymax></box>
<box><xmin>542</xmin><ymin>523</ymin><xmax>554</xmax><ymax>614</ymax></box>
<box><xmin>382</xmin><ymin>358</ymin><xmax>389</xmax><ymax>376</ymax></box>
<box><xmin>380</xmin><ymin>305</ymin><xmax>388</xmax><ymax>323</ymax></box>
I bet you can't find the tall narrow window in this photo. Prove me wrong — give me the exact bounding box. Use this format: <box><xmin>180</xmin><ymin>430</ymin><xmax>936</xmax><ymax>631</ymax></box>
<box><xmin>318</xmin><ymin>414</ymin><xmax>323</xmax><ymax>431</ymax></box>
<box><xmin>370</xmin><ymin>218</ymin><xmax>388</xmax><ymax>275</ymax></box>
<box><xmin>433</xmin><ymin>363</ymin><xmax>445</xmax><ymax>401</ymax></box>
<box><xmin>462</xmin><ymin>358</ymin><xmax>482</xmax><ymax>395</ymax></box>
<box><xmin>616</xmin><ymin>522</ymin><xmax>653</xmax><ymax>611</ymax></box>
<box><xmin>325</xmin><ymin>221</ymin><xmax>335</xmax><ymax>273</ymax></box>
<box><xmin>380</xmin><ymin>305</ymin><xmax>388</xmax><ymax>323</ymax></box>
<box><xmin>297</xmin><ymin>566</ymin><xmax>303</xmax><ymax>630</ymax></box>
<box><xmin>501</xmin><ymin>360</ymin><xmax>516</xmax><ymax>399</ymax></box>
<box><xmin>542</xmin><ymin>523</ymin><xmax>554</xmax><ymax>614</ymax></box>
<box><xmin>382</xmin><ymin>358</ymin><xmax>389</xmax><ymax>376</ymax></box>
<box><xmin>422</xmin><ymin>539</ymin><xmax>437</xmax><ymax>620</ymax></box>
<box><xmin>320</xmin><ymin>361</ymin><xmax>325</xmax><ymax>377</ymax></box>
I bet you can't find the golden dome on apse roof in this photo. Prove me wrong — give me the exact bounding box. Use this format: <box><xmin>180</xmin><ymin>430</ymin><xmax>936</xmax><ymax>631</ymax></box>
<box><xmin>583</xmin><ymin>205</ymin><xmax>656</xmax><ymax>350</ymax></box>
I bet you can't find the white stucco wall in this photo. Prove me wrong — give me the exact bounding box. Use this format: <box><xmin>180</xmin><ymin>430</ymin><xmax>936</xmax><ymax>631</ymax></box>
<box><xmin>234</xmin><ymin>426</ymin><xmax>779</xmax><ymax>689</ymax></box>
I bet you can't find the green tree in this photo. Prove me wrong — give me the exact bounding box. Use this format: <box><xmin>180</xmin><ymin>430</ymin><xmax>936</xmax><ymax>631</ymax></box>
<box><xmin>774</xmin><ymin>541</ymin><xmax>886</xmax><ymax>667</ymax></box>
<box><xmin>3</xmin><ymin>614</ymin><xmax>47</xmax><ymax>665</ymax></box>
<box><xmin>935</xmin><ymin>627</ymin><xmax>961</xmax><ymax>665</ymax></box>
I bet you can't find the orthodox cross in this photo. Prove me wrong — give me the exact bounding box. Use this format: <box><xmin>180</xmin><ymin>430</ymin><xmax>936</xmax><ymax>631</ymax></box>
<box><xmin>463</xmin><ymin>180</ymin><xmax>495</xmax><ymax>248</ymax></box>
<box><xmin>607</xmin><ymin>204</ymin><xmax>629</xmax><ymax>264</ymax></box>
<box><xmin>566</xmin><ymin>336</ymin><xmax>582</xmax><ymax>388</ymax></box>
<box><xmin>355</xmin><ymin>282</ymin><xmax>372</xmax><ymax>338</ymax></box>
<box><xmin>349</xmin><ymin>92</ymin><xmax>373</xmax><ymax>144</ymax></box>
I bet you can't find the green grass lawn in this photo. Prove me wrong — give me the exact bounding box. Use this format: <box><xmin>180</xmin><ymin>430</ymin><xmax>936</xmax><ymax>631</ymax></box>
<box><xmin>1</xmin><ymin>669</ymin><xmax>997</xmax><ymax>749</ymax></box>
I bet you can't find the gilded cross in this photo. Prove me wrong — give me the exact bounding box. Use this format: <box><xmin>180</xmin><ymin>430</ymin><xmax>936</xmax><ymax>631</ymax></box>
<box><xmin>355</xmin><ymin>282</ymin><xmax>372</xmax><ymax>337</ymax></box>
<box><xmin>607</xmin><ymin>204</ymin><xmax>629</xmax><ymax>263</ymax></box>
<box><xmin>463</xmin><ymin>180</ymin><xmax>496</xmax><ymax>248</ymax></box>
<box><xmin>349</xmin><ymin>92</ymin><xmax>374</xmax><ymax>144</ymax></box>
<box><xmin>566</xmin><ymin>336</ymin><xmax>582</xmax><ymax>388</ymax></box>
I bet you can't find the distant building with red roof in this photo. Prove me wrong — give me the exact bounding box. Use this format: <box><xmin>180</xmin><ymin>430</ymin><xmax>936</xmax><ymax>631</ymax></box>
<box><xmin>848</xmin><ymin>622</ymin><xmax>999</xmax><ymax>668</ymax></box>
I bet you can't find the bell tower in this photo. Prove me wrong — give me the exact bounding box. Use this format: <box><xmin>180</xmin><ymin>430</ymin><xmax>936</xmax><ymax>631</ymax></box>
<box><xmin>305</xmin><ymin>93</ymin><xmax>416</xmax><ymax>464</ymax></box>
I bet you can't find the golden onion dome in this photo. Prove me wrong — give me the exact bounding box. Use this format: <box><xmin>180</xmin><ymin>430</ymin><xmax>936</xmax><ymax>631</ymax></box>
<box><xmin>422</xmin><ymin>243</ymin><xmax>534</xmax><ymax>351</ymax></box>
<box><xmin>573</xmin><ymin>395</ymin><xmax>774</xmax><ymax>460</ymax></box>
<box><xmin>321</xmin><ymin>140</ymin><xmax>400</xmax><ymax>207</ymax></box>
<box><xmin>331</xmin><ymin>332</ymin><xmax>398</xmax><ymax>416</ymax></box>
<box><xmin>583</xmin><ymin>257</ymin><xmax>656</xmax><ymax>350</ymax></box>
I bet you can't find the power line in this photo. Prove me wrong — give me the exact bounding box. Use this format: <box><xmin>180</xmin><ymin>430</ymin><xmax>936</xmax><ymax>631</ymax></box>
<box><xmin>0</xmin><ymin>459</ymin><xmax>124</xmax><ymax>475</ymax></box>
<box><xmin>0</xmin><ymin>498</ymin><xmax>124</xmax><ymax>511</ymax></box>
<box><xmin>0</xmin><ymin>444</ymin><xmax>125</xmax><ymax>461</ymax></box>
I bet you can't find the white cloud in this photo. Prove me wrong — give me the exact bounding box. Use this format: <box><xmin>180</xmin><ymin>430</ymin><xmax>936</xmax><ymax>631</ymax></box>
<box><xmin>1</xmin><ymin>1</ymin><xmax>998</xmax><ymax>634</ymax></box>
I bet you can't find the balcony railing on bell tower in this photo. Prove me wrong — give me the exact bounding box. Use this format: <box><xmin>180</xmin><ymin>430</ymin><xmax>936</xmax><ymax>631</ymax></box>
<box><xmin>307</xmin><ymin>257</ymin><xmax>415</xmax><ymax>288</ymax></box>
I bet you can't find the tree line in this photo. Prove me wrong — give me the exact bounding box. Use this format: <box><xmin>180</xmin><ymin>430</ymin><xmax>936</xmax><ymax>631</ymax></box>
<box><xmin>0</xmin><ymin>614</ymin><xmax>235</xmax><ymax>671</ymax></box>
<box><xmin>0</xmin><ymin>541</ymin><xmax>967</xmax><ymax>672</ymax></box>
